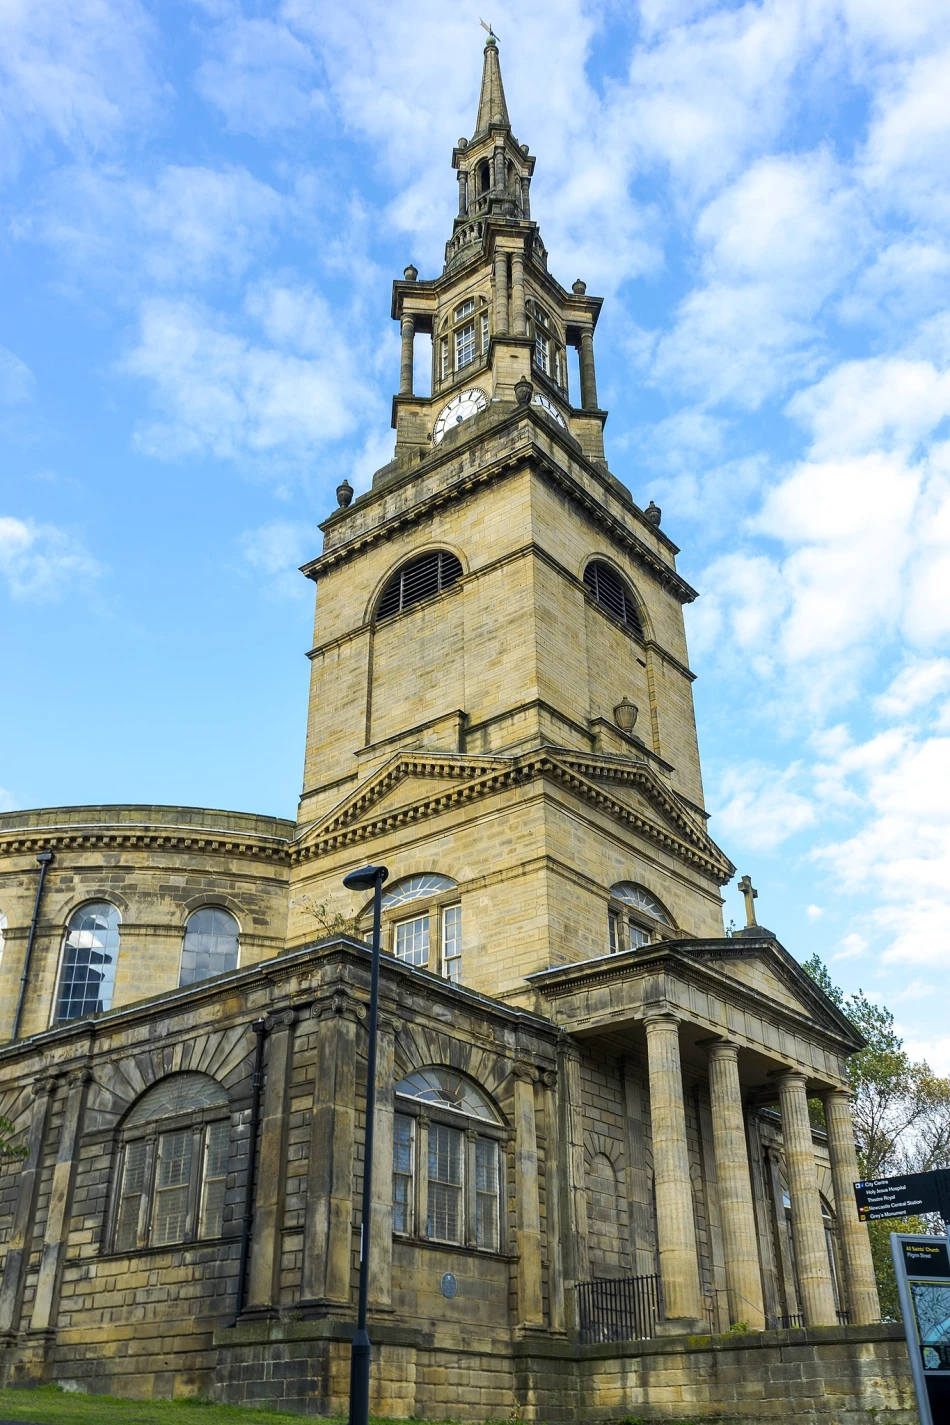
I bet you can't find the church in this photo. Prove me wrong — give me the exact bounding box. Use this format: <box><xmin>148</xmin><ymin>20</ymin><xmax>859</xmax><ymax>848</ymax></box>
<box><xmin>0</xmin><ymin>37</ymin><xmax>916</xmax><ymax>1424</ymax></box>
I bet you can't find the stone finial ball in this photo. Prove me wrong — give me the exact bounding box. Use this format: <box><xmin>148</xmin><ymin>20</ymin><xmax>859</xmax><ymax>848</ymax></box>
<box><xmin>336</xmin><ymin>479</ymin><xmax>354</xmax><ymax>509</ymax></box>
<box><xmin>514</xmin><ymin>376</ymin><xmax>533</xmax><ymax>406</ymax></box>
<box><xmin>644</xmin><ymin>500</ymin><xmax>662</xmax><ymax>527</ymax></box>
<box><xmin>572</xmin><ymin>278</ymin><xmax>587</xmax><ymax>295</ymax></box>
<box><xmin>403</xmin><ymin>264</ymin><xmax>418</xmax><ymax>282</ymax></box>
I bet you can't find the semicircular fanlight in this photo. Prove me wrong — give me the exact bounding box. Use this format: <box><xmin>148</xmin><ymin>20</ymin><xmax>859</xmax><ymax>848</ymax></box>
<box><xmin>610</xmin><ymin>882</ymin><xmax>673</xmax><ymax>926</ymax></box>
<box><xmin>394</xmin><ymin>1066</ymin><xmax>501</xmax><ymax>1123</ymax></box>
<box><xmin>125</xmin><ymin>1072</ymin><xmax>228</xmax><ymax>1126</ymax></box>
<box><xmin>381</xmin><ymin>874</ymin><xmax>457</xmax><ymax>911</ymax></box>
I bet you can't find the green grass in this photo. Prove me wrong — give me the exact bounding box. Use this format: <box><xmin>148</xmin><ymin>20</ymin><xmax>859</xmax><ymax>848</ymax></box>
<box><xmin>0</xmin><ymin>1386</ymin><xmax>440</xmax><ymax>1425</ymax></box>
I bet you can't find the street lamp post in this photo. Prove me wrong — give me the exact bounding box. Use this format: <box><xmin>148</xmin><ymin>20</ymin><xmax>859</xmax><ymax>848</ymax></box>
<box><xmin>342</xmin><ymin>862</ymin><xmax>389</xmax><ymax>1425</ymax></box>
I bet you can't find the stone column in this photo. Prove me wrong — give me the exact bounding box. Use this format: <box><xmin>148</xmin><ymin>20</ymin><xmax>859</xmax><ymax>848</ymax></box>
<box><xmin>513</xmin><ymin>1062</ymin><xmax>544</xmax><ymax>1329</ymax></box>
<box><xmin>542</xmin><ymin>1070</ymin><xmax>565</xmax><ymax>1333</ymax></box>
<box><xmin>31</xmin><ymin>1069</ymin><xmax>90</xmax><ymax>1333</ymax></box>
<box><xmin>579</xmin><ymin>328</ymin><xmax>598</xmax><ymax>409</ymax></box>
<box><xmin>0</xmin><ymin>1078</ymin><xmax>57</xmax><ymax>1337</ymax></box>
<box><xmin>706</xmin><ymin>1043</ymin><xmax>765</xmax><ymax>1329</ymax></box>
<box><xmin>399</xmin><ymin>315</ymin><xmax>415</xmax><ymax>396</ymax></box>
<box><xmin>458</xmin><ymin>169</ymin><xmax>468</xmax><ymax>216</ymax></box>
<box><xmin>520</xmin><ymin>175</ymin><xmax>531</xmax><ymax>220</ymax></box>
<box><xmin>511</xmin><ymin>249</ymin><xmax>527</xmax><ymax>338</ymax></box>
<box><xmin>493</xmin><ymin>143</ymin><xmax>505</xmax><ymax>193</ymax></box>
<box><xmin>368</xmin><ymin>1017</ymin><xmax>397</xmax><ymax>1311</ymax></box>
<box><xmin>557</xmin><ymin>1039</ymin><xmax>590</xmax><ymax>1293</ymax></box>
<box><xmin>822</xmin><ymin>1088</ymin><xmax>880</xmax><ymax>1325</ymax></box>
<box><xmin>493</xmin><ymin>249</ymin><xmax>509</xmax><ymax>336</ymax></box>
<box><xmin>776</xmin><ymin>1071</ymin><xmax>837</xmax><ymax>1326</ymax></box>
<box><xmin>245</xmin><ymin>1011</ymin><xmax>295</xmax><ymax>1313</ymax></box>
<box><xmin>302</xmin><ymin>998</ymin><xmax>359</xmax><ymax>1307</ymax></box>
<box><xmin>644</xmin><ymin>1015</ymin><xmax>705</xmax><ymax>1330</ymax></box>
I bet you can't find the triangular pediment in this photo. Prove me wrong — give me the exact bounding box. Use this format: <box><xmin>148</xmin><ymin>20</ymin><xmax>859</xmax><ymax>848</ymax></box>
<box><xmin>294</xmin><ymin>747</ymin><xmax>734</xmax><ymax>884</ymax></box>
<box><xmin>543</xmin><ymin>751</ymin><xmax>734</xmax><ymax>882</ymax></box>
<box><xmin>675</xmin><ymin>938</ymin><xmax>865</xmax><ymax>1048</ymax></box>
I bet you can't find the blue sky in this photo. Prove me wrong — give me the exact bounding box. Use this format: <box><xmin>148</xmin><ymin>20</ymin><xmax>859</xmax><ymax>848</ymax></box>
<box><xmin>3</xmin><ymin>0</ymin><xmax>950</xmax><ymax>1064</ymax></box>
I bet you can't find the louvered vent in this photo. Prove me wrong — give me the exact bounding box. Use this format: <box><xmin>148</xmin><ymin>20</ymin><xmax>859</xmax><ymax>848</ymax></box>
<box><xmin>583</xmin><ymin>561</ymin><xmax>643</xmax><ymax>637</ymax></box>
<box><xmin>377</xmin><ymin>550</ymin><xmax>463</xmax><ymax>621</ymax></box>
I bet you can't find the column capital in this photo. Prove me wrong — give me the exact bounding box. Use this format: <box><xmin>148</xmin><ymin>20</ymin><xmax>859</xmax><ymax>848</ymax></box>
<box><xmin>265</xmin><ymin>1009</ymin><xmax>296</xmax><ymax>1032</ymax></box>
<box><xmin>513</xmin><ymin>1060</ymin><xmax>540</xmax><ymax>1083</ymax></box>
<box><xmin>775</xmin><ymin>1066</ymin><xmax>808</xmax><ymax>1088</ymax></box>
<box><xmin>642</xmin><ymin>1010</ymin><xmax>680</xmax><ymax>1031</ymax></box>
<box><xmin>705</xmin><ymin>1039</ymin><xmax>739</xmax><ymax>1064</ymax></box>
<box><xmin>311</xmin><ymin>992</ymin><xmax>366</xmax><ymax>1025</ymax></box>
<box><xmin>820</xmin><ymin>1084</ymin><xmax>853</xmax><ymax>1104</ymax></box>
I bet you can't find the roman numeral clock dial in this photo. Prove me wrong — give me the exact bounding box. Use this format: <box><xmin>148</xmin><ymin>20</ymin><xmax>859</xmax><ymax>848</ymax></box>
<box><xmin>432</xmin><ymin>387</ymin><xmax>488</xmax><ymax>444</ymax></box>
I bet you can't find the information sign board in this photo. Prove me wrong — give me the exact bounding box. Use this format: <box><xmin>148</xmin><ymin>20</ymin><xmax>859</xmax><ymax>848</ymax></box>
<box><xmin>891</xmin><ymin>1233</ymin><xmax>950</xmax><ymax>1425</ymax></box>
<box><xmin>855</xmin><ymin>1170</ymin><xmax>950</xmax><ymax>1222</ymax></box>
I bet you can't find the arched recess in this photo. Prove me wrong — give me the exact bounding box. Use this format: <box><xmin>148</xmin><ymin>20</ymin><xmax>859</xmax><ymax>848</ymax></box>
<box><xmin>584</xmin><ymin>1133</ymin><xmax>629</xmax><ymax>1275</ymax></box>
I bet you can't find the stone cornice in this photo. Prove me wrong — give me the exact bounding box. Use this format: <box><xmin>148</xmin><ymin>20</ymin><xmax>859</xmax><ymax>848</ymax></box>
<box><xmin>309</xmin><ymin>422</ymin><xmax>689</xmax><ymax>598</ymax></box>
<box><xmin>0</xmin><ymin>825</ymin><xmax>291</xmax><ymax>862</ymax></box>
<box><xmin>527</xmin><ymin>938</ymin><xmax>864</xmax><ymax>1056</ymax></box>
<box><xmin>293</xmin><ymin>748</ymin><xmax>732</xmax><ymax>882</ymax></box>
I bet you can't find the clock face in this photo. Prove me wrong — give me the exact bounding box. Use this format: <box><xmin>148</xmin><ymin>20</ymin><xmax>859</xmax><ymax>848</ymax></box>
<box><xmin>532</xmin><ymin>392</ymin><xmax>567</xmax><ymax>428</ymax></box>
<box><xmin>432</xmin><ymin>387</ymin><xmax>489</xmax><ymax>444</ymax></box>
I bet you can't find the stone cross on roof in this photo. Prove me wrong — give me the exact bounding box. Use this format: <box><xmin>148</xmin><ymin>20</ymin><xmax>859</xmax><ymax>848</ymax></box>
<box><xmin>737</xmin><ymin>874</ymin><xmax>758</xmax><ymax>928</ymax></box>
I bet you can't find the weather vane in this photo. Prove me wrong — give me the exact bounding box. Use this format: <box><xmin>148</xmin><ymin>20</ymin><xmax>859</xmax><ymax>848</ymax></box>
<box><xmin>480</xmin><ymin>18</ymin><xmax>498</xmax><ymax>41</ymax></box>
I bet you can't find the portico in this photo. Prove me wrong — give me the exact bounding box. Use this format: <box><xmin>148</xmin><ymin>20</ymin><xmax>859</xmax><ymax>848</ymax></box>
<box><xmin>529</xmin><ymin>932</ymin><xmax>880</xmax><ymax>1334</ymax></box>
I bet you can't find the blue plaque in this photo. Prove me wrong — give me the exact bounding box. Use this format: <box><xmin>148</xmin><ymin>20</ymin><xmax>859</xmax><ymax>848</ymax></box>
<box><xmin>440</xmin><ymin>1272</ymin><xmax>458</xmax><ymax>1299</ymax></box>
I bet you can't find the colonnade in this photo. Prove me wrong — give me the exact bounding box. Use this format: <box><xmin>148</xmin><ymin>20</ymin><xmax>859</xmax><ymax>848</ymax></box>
<box><xmin>640</xmin><ymin>1014</ymin><xmax>879</xmax><ymax>1331</ymax></box>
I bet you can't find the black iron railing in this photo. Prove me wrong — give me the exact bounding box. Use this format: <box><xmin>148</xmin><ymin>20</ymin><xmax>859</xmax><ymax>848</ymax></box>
<box><xmin>577</xmin><ymin>1273</ymin><xmax>663</xmax><ymax>1344</ymax></box>
<box><xmin>836</xmin><ymin>1309</ymin><xmax>851</xmax><ymax>1326</ymax></box>
<box><xmin>768</xmin><ymin>1312</ymin><xmax>805</xmax><ymax>1329</ymax></box>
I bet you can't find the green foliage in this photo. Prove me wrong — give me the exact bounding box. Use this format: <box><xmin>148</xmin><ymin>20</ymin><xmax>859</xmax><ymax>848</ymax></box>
<box><xmin>291</xmin><ymin>895</ymin><xmax>361</xmax><ymax>941</ymax></box>
<box><xmin>728</xmin><ymin>1319</ymin><xmax>750</xmax><ymax>1332</ymax></box>
<box><xmin>0</xmin><ymin>1115</ymin><xmax>27</xmax><ymax>1161</ymax></box>
<box><xmin>802</xmin><ymin>954</ymin><xmax>950</xmax><ymax>1179</ymax></box>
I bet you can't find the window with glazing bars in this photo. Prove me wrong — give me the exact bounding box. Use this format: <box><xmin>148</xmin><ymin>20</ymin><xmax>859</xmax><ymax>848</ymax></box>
<box><xmin>393</xmin><ymin>1115</ymin><xmax>413</xmax><ymax>1233</ymax></box>
<box><xmin>376</xmin><ymin>550</ymin><xmax>463</xmax><ymax>621</ymax></box>
<box><xmin>455</xmin><ymin>321</ymin><xmax>476</xmax><ymax>370</ymax></box>
<box><xmin>394</xmin><ymin>914</ymin><xmax>429</xmax><ymax>968</ymax></box>
<box><xmin>427</xmin><ymin>1123</ymin><xmax>463</xmax><ymax>1243</ymax></box>
<box><xmin>475</xmin><ymin>1137</ymin><xmax>499</xmax><ymax>1249</ymax></box>
<box><xmin>442</xmin><ymin>905</ymin><xmax>462</xmax><ymax>983</ymax></box>
<box><xmin>481</xmin><ymin>312</ymin><xmax>489</xmax><ymax>353</ymax></box>
<box><xmin>583</xmin><ymin>561</ymin><xmax>644</xmax><ymax>637</ymax></box>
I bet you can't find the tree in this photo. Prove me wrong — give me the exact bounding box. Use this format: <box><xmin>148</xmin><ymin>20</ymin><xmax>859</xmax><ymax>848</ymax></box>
<box><xmin>802</xmin><ymin>956</ymin><xmax>950</xmax><ymax>1318</ymax></box>
<box><xmin>0</xmin><ymin>1116</ymin><xmax>27</xmax><ymax>1162</ymax></box>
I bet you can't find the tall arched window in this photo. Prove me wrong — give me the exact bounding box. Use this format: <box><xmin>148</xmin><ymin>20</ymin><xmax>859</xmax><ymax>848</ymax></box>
<box><xmin>370</xmin><ymin>874</ymin><xmax>462</xmax><ymax>982</ymax></box>
<box><xmin>583</xmin><ymin>560</ymin><xmax>644</xmax><ymax>638</ymax></box>
<box><xmin>111</xmin><ymin>1072</ymin><xmax>230</xmax><ymax>1251</ymax></box>
<box><xmin>179</xmin><ymin>907</ymin><xmax>240</xmax><ymax>988</ymax></box>
<box><xmin>376</xmin><ymin>550</ymin><xmax>463</xmax><ymax>622</ymax></box>
<box><xmin>607</xmin><ymin>882</ymin><xmax>674</xmax><ymax>955</ymax></box>
<box><xmin>55</xmin><ymin>902</ymin><xmax>120</xmax><ymax>1024</ymax></box>
<box><xmin>392</xmin><ymin>1067</ymin><xmax>504</xmax><ymax>1250</ymax></box>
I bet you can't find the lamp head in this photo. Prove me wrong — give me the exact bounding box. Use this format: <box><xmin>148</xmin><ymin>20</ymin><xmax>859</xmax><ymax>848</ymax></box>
<box><xmin>342</xmin><ymin>864</ymin><xmax>389</xmax><ymax>893</ymax></box>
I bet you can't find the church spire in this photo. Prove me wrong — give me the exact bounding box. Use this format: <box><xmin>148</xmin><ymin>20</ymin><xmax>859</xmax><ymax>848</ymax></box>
<box><xmin>476</xmin><ymin>34</ymin><xmax>509</xmax><ymax>132</ymax></box>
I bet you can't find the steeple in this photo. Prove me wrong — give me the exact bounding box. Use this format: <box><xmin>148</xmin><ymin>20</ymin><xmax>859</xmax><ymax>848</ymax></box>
<box><xmin>476</xmin><ymin>34</ymin><xmax>509</xmax><ymax>132</ymax></box>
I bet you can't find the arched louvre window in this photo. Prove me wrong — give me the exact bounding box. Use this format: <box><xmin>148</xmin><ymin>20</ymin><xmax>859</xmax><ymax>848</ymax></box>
<box><xmin>583</xmin><ymin>560</ymin><xmax>644</xmax><ymax>638</ymax></box>
<box><xmin>55</xmin><ymin>902</ymin><xmax>120</xmax><ymax>1024</ymax></box>
<box><xmin>376</xmin><ymin>551</ymin><xmax>463</xmax><ymax>621</ymax></box>
<box><xmin>112</xmin><ymin>1073</ymin><xmax>230</xmax><ymax>1252</ymax></box>
<box><xmin>393</xmin><ymin>1067</ymin><xmax>505</xmax><ymax>1251</ymax></box>
<box><xmin>179</xmin><ymin>907</ymin><xmax>240</xmax><ymax>988</ymax></box>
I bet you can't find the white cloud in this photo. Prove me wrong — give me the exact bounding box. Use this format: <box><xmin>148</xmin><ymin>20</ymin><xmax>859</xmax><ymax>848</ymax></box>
<box><xmin>805</xmin><ymin>904</ymin><xmax>824</xmax><ymax>920</ymax></box>
<box><xmin>0</xmin><ymin>348</ymin><xmax>34</xmax><ymax>404</ymax></box>
<box><xmin>831</xmin><ymin>932</ymin><xmax>867</xmax><ymax>962</ymax></box>
<box><xmin>122</xmin><ymin>286</ymin><xmax>377</xmax><ymax>465</ymax></box>
<box><xmin>0</xmin><ymin>0</ymin><xmax>160</xmax><ymax>182</ymax></box>
<box><xmin>195</xmin><ymin>17</ymin><xmax>323</xmax><ymax>135</ymax></box>
<box><xmin>36</xmin><ymin>164</ymin><xmax>284</xmax><ymax>288</ymax></box>
<box><xmin>240</xmin><ymin>518</ymin><xmax>320</xmax><ymax>598</ymax></box>
<box><xmin>653</xmin><ymin>151</ymin><xmax>865</xmax><ymax>407</ymax></box>
<box><xmin>712</xmin><ymin>759</ymin><xmax>817</xmax><ymax>851</ymax></box>
<box><xmin>0</xmin><ymin>516</ymin><xmax>101</xmax><ymax>599</ymax></box>
<box><xmin>874</xmin><ymin>658</ymin><xmax>950</xmax><ymax>720</ymax></box>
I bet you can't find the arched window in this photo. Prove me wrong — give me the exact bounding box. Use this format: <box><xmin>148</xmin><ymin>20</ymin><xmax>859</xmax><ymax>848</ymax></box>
<box><xmin>583</xmin><ymin>560</ymin><xmax>644</xmax><ymax>638</ymax></box>
<box><xmin>372</xmin><ymin>874</ymin><xmax>462</xmax><ymax>983</ymax></box>
<box><xmin>393</xmin><ymin>1067</ymin><xmax>504</xmax><ymax>1249</ymax></box>
<box><xmin>179</xmin><ymin>907</ymin><xmax>240</xmax><ymax>988</ymax></box>
<box><xmin>479</xmin><ymin>160</ymin><xmax>491</xmax><ymax>194</ymax></box>
<box><xmin>55</xmin><ymin>902</ymin><xmax>120</xmax><ymax>1024</ymax></box>
<box><xmin>376</xmin><ymin>550</ymin><xmax>463</xmax><ymax>622</ymax></box>
<box><xmin>111</xmin><ymin>1072</ymin><xmax>230</xmax><ymax>1252</ymax></box>
<box><xmin>607</xmin><ymin>882</ymin><xmax>674</xmax><ymax>955</ymax></box>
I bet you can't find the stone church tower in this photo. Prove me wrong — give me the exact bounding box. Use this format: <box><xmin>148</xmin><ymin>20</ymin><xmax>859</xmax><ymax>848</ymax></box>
<box><xmin>0</xmin><ymin>36</ymin><xmax>910</xmax><ymax>1424</ymax></box>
